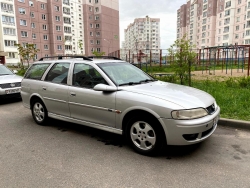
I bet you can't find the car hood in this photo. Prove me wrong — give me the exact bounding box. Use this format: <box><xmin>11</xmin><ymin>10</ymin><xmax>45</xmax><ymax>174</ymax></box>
<box><xmin>119</xmin><ymin>81</ymin><xmax>215</xmax><ymax>109</ymax></box>
<box><xmin>0</xmin><ymin>74</ymin><xmax>23</xmax><ymax>84</ymax></box>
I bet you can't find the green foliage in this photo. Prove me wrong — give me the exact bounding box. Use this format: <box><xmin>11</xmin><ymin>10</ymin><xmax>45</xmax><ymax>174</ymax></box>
<box><xmin>77</xmin><ymin>40</ymin><xmax>83</xmax><ymax>54</ymax></box>
<box><xmin>168</xmin><ymin>35</ymin><xmax>197</xmax><ymax>85</ymax></box>
<box><xmin>157</xmin><ymin>76</ymin><xmax>250</xmax><ymax>121</ymax></box>
<box><xmin>92</xmin><ymin>51</ymin><xmax>105</xmax><ymax>57</ymax></box>
<box><xmin>15</xmin><ymin>43</ymin><xmax>39</xmax><ymax>67</ymax></box>
<box><xmin>17</xmin><ymin>68</ymin><xmax>27</xmax><ymax>76</ymax></box>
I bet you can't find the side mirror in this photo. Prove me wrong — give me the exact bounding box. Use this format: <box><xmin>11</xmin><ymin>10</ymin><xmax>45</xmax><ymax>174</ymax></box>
<box><xmin>93</xmin><ymin>84</ymin><xmax>117</xmax><ymax>92</ymax></box>
<box><xmin>13</xmin><ymin>70</ymin><xmax>18</xmax><ymax>74</ymax></box>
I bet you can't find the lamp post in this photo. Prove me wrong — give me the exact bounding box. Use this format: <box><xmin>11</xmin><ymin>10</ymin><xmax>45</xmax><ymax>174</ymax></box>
<box><xmin>104</xmin><ymin>39</ymin><xmax>111</xmax><ymax>56</ymax></box>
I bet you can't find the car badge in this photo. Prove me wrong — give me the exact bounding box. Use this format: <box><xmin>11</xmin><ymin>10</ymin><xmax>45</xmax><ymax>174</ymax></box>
<box><xmin>10</xmin><ymin>83</ymin><xmax>15</xmax><ymax>87</ymax></box>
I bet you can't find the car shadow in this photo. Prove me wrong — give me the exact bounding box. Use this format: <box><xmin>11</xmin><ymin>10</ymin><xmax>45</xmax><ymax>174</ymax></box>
<box><xmin>0</xmin><ymin>97</ymin><xmax>22</xmax><ymax>105</ymax></box>
<box><xmin>45</xmin><ymin>118</ymin><xmax>204</xmax><ymax>158</ymax></box>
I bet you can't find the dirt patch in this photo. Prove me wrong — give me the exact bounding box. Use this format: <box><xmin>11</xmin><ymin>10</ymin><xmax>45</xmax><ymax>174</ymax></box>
<box><xmin>192</xmin><ymin>69</ymin><xmax>249</xmax><ymax>80</ymax></box>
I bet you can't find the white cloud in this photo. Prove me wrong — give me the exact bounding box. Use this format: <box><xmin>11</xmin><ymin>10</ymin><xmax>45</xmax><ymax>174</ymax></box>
<box><xmin>119</xmin><ymin>0</ymin><xmax>186</xmax><ymax>49</ymax></box>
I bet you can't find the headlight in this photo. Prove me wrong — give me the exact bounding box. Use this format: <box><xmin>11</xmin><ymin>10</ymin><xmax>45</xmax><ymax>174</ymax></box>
<box><xmin>171</xmin><ymin>108</ymin><xmax>208</xmax><ymax>120</ymax></box>
<box><xmin>214</xmin><ymin>101</ymin><xmax>218</xmax><ymax>110</ymax></box>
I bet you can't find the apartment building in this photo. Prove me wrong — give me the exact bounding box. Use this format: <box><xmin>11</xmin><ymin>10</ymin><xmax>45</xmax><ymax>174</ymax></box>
<box><xmin>123</xmin><ymin>16</ymin><xmax>161</xmax><ymax>61</ymax></box>
<box><xmin>177</xmin><ymin>0</ymin><xmax>250</xmax><ymax>49</ymax></box>
<box><xmin>0</xmin><ymin>0</ymin><xmax>119</xmax><ymax>65</ymax></box>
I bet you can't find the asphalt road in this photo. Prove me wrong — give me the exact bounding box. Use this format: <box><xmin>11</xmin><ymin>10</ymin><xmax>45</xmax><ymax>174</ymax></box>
<box><xmin>0</xmin><ymin>99</ymin><xmax>250</xmax><ymax>188</ymax></box>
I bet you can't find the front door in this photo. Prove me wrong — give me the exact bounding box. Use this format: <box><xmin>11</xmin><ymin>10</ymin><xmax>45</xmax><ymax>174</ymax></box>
<box><xmin>68</xmin><ymin>63</ymin><xmax>116</xmax><ymax>128</ymax></box>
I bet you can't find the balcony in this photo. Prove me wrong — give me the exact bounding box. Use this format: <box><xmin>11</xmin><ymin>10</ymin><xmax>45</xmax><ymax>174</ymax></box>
<box><xmin>63</xmin><ymin>11</ymin><xmax>70</xmax><ymax>15</ymax></box>
<box><xmin>1</xmin><ymin>9</ymin><xmax>14</xmax><ymax>14</ymax></box>
<box><xmin>2</xmin><ymin>21</ymin><xmax>15</xmax><ymax>26</ymax></box>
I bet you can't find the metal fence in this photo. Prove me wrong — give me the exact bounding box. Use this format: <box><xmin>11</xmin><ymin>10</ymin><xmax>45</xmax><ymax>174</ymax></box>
<box><xmin>110</xmin><ymin>45</ymin><xmax>250</xmax><ymax>76</ymax></box>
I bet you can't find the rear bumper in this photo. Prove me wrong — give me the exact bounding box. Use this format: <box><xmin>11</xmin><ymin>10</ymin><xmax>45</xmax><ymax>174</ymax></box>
<box><xmin>160</xmin><ymin>107</ymin><xmax>220</xmax><ymax>145</ymax></box>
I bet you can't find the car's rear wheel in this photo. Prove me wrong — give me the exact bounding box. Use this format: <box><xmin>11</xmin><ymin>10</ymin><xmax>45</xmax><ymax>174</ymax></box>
<box><xmin>31</xmin><ymin>99</ymin><xmax>48</xmax><ymax>125</ymax></box>
<box><xmin>126</xmin><ymin>116</ymin><xmax>165</xmax><ymax>155</ymax></box>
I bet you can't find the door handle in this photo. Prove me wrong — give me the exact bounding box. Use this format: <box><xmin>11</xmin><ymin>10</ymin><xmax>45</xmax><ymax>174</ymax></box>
<box><xmin>70</xmin><ymin>92</ymin><xmax>76</xmax><ymax>96</ymax></box>
<box><xmin>42</xmin><ymin>87</ymin><xmax>46</xmax><ymax>90</ymax></box>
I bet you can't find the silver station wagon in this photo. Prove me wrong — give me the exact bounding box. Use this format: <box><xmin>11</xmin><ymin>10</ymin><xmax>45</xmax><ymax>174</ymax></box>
<box><xmin>21</xmin><ymin>56</ymin><xmax>220</xmax><ymax>155</ymax></box>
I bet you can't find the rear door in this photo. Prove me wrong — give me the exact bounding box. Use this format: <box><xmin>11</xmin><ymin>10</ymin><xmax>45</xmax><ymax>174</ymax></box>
<box><xmin>41</xmin><ymin>62</ymin><xmax>70</xmax><ymax>117</ymax></box>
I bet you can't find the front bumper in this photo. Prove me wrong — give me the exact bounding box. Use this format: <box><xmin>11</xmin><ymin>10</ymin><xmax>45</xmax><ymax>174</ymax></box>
<box><xmin>160</xmin><ymin>107</ymin><xmax>220</xmax><ymax>145</ymax></box>
<box><xmin>0</xmin><ymin>87</ymin><xmax>21</xmax><ymax>99</ymax></box>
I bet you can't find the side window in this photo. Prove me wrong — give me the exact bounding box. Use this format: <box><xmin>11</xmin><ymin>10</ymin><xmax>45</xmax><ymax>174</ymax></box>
<box><xmin>73</xmin><ymin>63</ymin><xmax>107</xmax><ymax>88</ymax></box>
<box><xmin>45</xmin><ymin>63</ymin><xmax>70</xmax><ymax>84</ymax></box>
<box><xmin>25</xmin><ymin>63</ymin><xmax>51</xmax><ymax>80</ymax></box>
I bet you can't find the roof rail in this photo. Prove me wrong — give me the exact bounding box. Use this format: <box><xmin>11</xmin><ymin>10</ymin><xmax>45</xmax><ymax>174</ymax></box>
<box><xmin>87</xmin><ymin>56</ymin><xmax>121</xmax><ymax>60</ymax></box>
<box><xmin>38</xmin><ymin>55</ymin><xmax>93</xmax><ymax>61</ymax></box>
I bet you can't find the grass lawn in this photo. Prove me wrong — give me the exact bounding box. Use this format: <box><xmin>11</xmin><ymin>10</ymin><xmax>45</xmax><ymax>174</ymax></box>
<box><xmin>157</xmin><ymin>76</ymin><xmax>250</xmax><ymax>121</ymax></box>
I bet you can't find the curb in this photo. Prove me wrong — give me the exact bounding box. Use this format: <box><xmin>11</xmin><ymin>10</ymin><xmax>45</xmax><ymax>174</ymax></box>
<box><xmin>218</xmin><ymin>118</ymin><xmax>250</xmax><ymax>131</ymax></box>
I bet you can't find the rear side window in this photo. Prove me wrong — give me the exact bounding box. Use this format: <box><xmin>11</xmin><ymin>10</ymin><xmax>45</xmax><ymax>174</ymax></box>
<box><xmin>44</xmin><ymin>63</ymin><xmax>70</xmax><ymax>84</ymax></box>
<box><xmin>25</xmin><ymin>63</ymin><xmax>51</xmax><ymax>80</ymax></box>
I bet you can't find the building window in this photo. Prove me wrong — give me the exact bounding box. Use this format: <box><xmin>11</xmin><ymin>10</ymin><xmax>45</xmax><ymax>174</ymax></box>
<box><xmin>30</xmin><ymin>12</ymin><xmax>34</xmax><ymax>18</ymax></box>
<box><xmin>90</xmin><ymin>32</ymin><xmax>93</xmax><ymax>36</ymax></box>
<box><xmin>236</xmin><ymin>17</ymin><xmax>240</xmax><ymax>22</ymax></box>
<box><xmin>64</xmin><ymin>26</ymin><xmax>71</xmax><ymax>33</ymax></box>
<box><xmin>43</xmin><ymin>35</ymin><xmax>48</xmax><ymax>40</ymax></box>
<box><xmin>57</xmin><ymin>36</ymin><xmax>62</xmax><ymax>40</ymax></box>
<box><xmin>29</xmin><ymin>1</ymin><xmax>34</xmax><ymax>6</ymax></box>
<box><xmin>44</xmin><ymin>45</ymin><xmax>49</xmax><ymax>50</ymax></box>
<box><xmin>236</xmin><ymin>25</ymin><xmax>239</xmax><ymax>30</ymax></box>
<box><xmin>56</xmin><ymin>25</ymin><xmax>61</xmax><ymax>31</ymax></box>
<box><xmin>96</xmin><ymin>31</ymin><xmax>100</xmax><ymax>36</ymax></box>
<box><xmin>96</xmin><ymin>48</ymin><xmax>100</xmax><ymax>52</ymax></box>
<box><xmin>42</xmin><ymin>14</ymin><xmax>46</xmax><ymax>20</ymax></box>
<box><xmin>42</xmin><ymin>24</ymin><xmax>47</xmax><ymax>30</ymax></box>
<box><xmin>55</xmin><ymin>16</ymin><xmax>60</xmax><ymax>21</ymax></box>
<box><xmin>95</xmin><ymin>7</ymin><xmax>99</xmax><ymax>12</ymax></box>
<box><xmin>32</xmin><ymin>33</ymin><xmax>36</xmax><ymax>39</ymax></box>
<box><xmin>57</xmin><ymin>45</ymin><xmax>62</xmax><ymax>50</ymax></box>
<box><xmin>223</xmin><ymin>34</ymin><xmax>229</xmax><ymax>40</ymax></box>
<box><xmin>3</xmin><ymin>28</ymin><xmax>16</xmax><ymax>36</ymax></box>
<box><xmin>95</xmin><ymin>0</ymin><xmax>99</xmax><ymax>3</ymax></box>
<box><xmin>225</xmin><ymin>10</ymin><xmax>230</xmax><ymax>16</ymax></box>
<box><xmin>18</xmin><ymin>8</ymin><xmax>26</xmax><ymax>14</ymax></box>
<box><xmin>2</xmin><ymin>16</ymin><xmax>15</xmax><ymax>25</ymax></box>
<box><xmin>31</xmin><ymin>23</ymin><xmax>35</xmax><ymax>28</ymax></box>
<box><xmin>4</xmin><ymin>40</ymin><xmax>16</xmax><ymax>47</ymax></box>
<box><xmin>20</xmin><ymin>19</ymin><xmax>27</xmax><ymax>26</ymax></box>
<box><xmin>41</xmin><ymin>4</ymin><xmax>45</xmax><ymax>9</ymax></box>
<box><xmin>90</xmin><ymin>23</ymin><xmax>93</xmax><ymax>28</ymax></box>
<box><xmin>225</xmin><ymin>1</ymin><xmax>231</xmax><ymax>8</ymax></box>
<box><xmin>95</xmin><ymin>23</ymin><xmax>99</xmax><ymax>28</ymax></box>
<box><xmin>18</xmin><ymin>0</ymin><xmax>25</xmax><ymax>3</ymax></box>
<box><xmin>96</xmin><ymin>40</ymin><xmax>100</xmax><ymax>45</ymax></box>
<box><xmin>21</xmin><ymin>31</ymin><xmax>28</xmax><ymax>37</ymax></box>
<box><xmin>89</xmin><ymin>6</ymin><xmax>92</xmax><ymax>11</ymax></box>
<box><xmin>8</xmin><ymin>52</ymin><xmax>16</xmax><ymax>58</ymax></box>
<box><xmin>95</xmin><ymin>15</ymin><xmax>99</xmax><ymax>20</ymax></box>
<box><xmin>90</xmin><ymin>40</ymin><xmax>94</xmax><ymax>44</ymax></box>
<box><xmin>55</xmin><ymin>6</ymin><xmax>60</xmax><ymax>11</ymax></box>
<box><xmin>238</xmin><ymin>0</ymin><xmax>241</xmax><ymax>4</ymax></box>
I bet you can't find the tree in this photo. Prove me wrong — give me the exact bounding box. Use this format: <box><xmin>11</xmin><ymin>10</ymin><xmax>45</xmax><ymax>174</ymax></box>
<box><xmin>77</xmin><ymin>40</ymin><xmax>84</xmax><ymax>55</ymax></box>
<box><xmin>92</xmin><ymin>50</ymin><xmax>105</xmax><ymax>57</ymax></box>
<box><xmin>15</xmin><ymin>43</ymin><xmax>40</xmax><ymax>68</ymax></box>
<box><xmin>168</xmin><ymin>35</ymin><xmax>196</xmax><ymax>86</ymax></box>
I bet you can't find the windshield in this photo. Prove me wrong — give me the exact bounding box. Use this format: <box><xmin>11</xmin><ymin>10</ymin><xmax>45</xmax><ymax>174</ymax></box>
<box><xmin>0</xmin><ymin>65</ymin><xmax>14</xmax><ymax>76</ymax></box>
<box><xmin>98</xmin><ymin>62</ymin><xmax>154</xmax><ymax>86</ymax></box>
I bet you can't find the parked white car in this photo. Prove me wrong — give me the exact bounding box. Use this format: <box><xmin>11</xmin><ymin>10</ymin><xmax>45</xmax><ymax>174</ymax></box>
<box><xmin>0</xmin><ymin>64</ymin><xmax>22</xmax><ymax>99</ymax></box>
<box><xmin>21</xmin><ymin>56</ymin><xmax>220</xmax><ymax>155</ymax></box>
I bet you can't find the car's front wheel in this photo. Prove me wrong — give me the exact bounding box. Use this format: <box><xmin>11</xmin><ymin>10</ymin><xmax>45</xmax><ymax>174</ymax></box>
<box><xmin>31</xmin><ymin>99</ymin><xmax>48</xmax><ymax>125</ymax></box>
<box><xmin>126</xmin><ymin>116</ymin><xmax>165</xmax><ymax>155</ymax></box>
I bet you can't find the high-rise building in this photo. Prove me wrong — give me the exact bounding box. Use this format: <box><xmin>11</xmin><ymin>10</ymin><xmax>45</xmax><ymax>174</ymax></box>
<box><xmin>0</xmin><ymin>0</ymin><xmax>119</xmax><ymax>65</ymax></box>
<box><xmin>177</xmin><ymin>0</ymin><xmax>249</xmax><ymax>49</ymax></box>
<box><xmin>123</xmin><ymin>16</ymin><xmax>161</xmax><ymax>62</ymax></box>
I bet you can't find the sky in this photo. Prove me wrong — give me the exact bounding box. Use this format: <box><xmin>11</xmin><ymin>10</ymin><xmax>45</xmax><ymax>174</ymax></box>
<box><xmin>119</xmin><ymin>0</ymin><xmax>186</xmax><ymax>49</ymax></box>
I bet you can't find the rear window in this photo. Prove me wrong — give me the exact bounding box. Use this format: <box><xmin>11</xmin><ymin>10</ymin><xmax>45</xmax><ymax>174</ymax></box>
<box><xmin>24</xmin><ymin>63</ymin><xmax>51</xmax><ymax>80</ymax></box>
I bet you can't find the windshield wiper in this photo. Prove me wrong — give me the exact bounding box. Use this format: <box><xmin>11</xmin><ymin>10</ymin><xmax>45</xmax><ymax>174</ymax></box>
<box><xmin>118</xmin><ymin>82</ymin><xmax>141</xmax><ymax>86</ymax></box>
<box><xmin>0</xmin><ymin>74</ymin><xmax>11</xmax><ymax>76</ymax></box>
<box><xmin>139</xmin><ymin>79</ymin><xmax>156</xmax><ymax>83</ymax></box>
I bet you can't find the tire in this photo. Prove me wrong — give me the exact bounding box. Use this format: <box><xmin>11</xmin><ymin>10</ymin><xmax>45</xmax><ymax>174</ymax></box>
<box><xmin>31</xmin><ymin>99</ymin><xmax>48</xmax><ymax>125</ymax></box>
<box><xmin>126</xmin><ymin>115</ymin><xmax>165</xmax><ymax>156</ymax></box>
